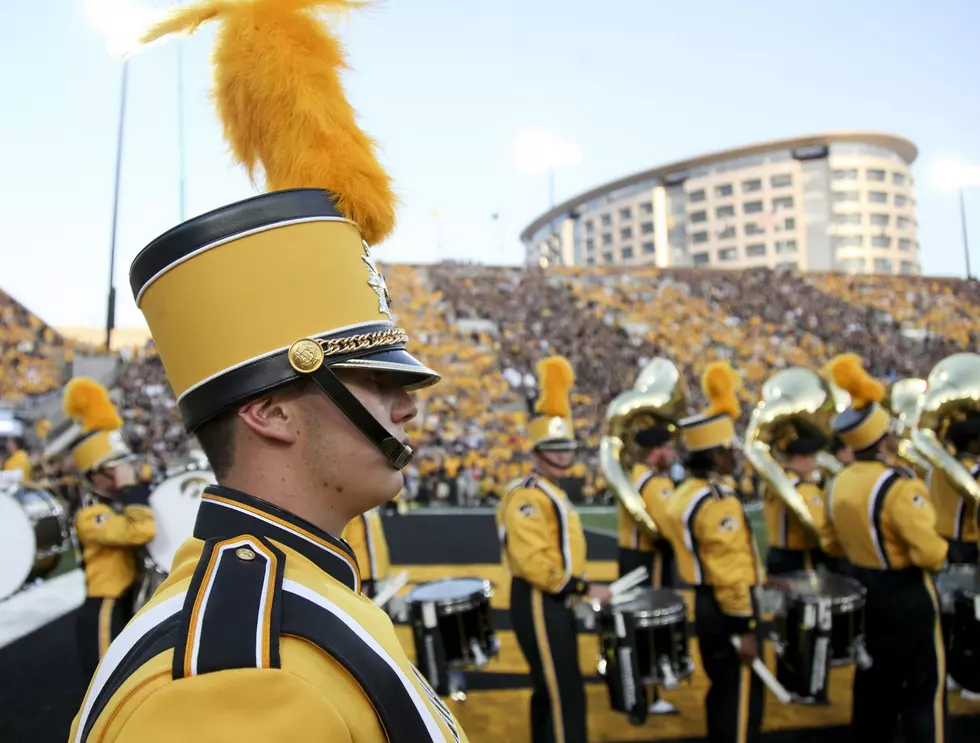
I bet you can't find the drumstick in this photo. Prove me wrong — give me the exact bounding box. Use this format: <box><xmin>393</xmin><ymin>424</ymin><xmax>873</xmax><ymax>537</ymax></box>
<box><xmin>372</xmin><ymin>570</ymin><xmax>409</xmax><ymax>607</ymax></box>
<box><xmin>608</xmin><ymin>567</ymin><xmax>649</xmax><ymax>597</ymax></box>
<box><xmin>730</xmin><ymin>636</ymin><xmax>792</xmax><ymax>704</ymax></box>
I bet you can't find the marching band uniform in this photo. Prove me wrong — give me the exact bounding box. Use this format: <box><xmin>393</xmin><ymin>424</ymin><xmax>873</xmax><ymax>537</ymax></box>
<box><xmin>499</xmin><ymin>356</ymin><xmax>589</xmax><ymax>743</ymax></box>
<box><xmin>617</xmin><ymin>426</ymin><xmax>676</xmax><ymax>589</ymax></box>
<box><xmin>761</xmin><ymin>437</ymin><xmax>828</xmax><ymax>575</ymax></box>
<box><xmin>69</xmin><ymin>2</ymin><xmax>465</xmax><ymax>742</ymax></box>
<box><xmin>54</xmin><ymin>377</ymin><xmax>156</xmax><ymax>679</ymax></box>
<box><xmin>662</xmin><ymin>363</ymin><xmax>765</xmax><ymax>743</ymax></box>
<box><xmin>823</xmin><ymin>354</ymin><xmax>948</xmax><ymax>743</ymax></box>
<box><xmin>2</xmin><ymin>443</ymin><xmax>32</xmax><ymax>481</ymax></box>
<box><xmin>928</xmin><ymin>416</ymin><xmax>980</xmax><ymax>565</ymax></box>
<box><xmin>342</xmin><ymin>507</ymin><xmax>392</xmax><ymax>599</ymax></box>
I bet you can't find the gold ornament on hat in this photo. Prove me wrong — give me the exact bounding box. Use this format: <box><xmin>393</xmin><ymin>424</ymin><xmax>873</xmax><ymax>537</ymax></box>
<box><xmin>362</xmin><ymin>245</ymin><xmax>393</xmax><ymax>322</ymax></box>
<box><xmin>288</xmin><ymin>339</ymin><xmax>325</xmax><ymax>374</ymax></box>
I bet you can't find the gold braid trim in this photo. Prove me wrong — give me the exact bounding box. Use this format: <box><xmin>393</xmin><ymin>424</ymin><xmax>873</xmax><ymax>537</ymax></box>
<box><xmin>321</xmin><ymin>328</ymin><xmax>408</xmax><ymax>357</ymax></box>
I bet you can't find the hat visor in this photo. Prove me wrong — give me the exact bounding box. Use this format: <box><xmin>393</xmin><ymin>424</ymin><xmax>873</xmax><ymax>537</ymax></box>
<box><xmin>534</xmin><ymin>439</ymin><xmax>579</xmax><ymax>452</ymax></box>
<box><xmin>331</xmin><ymin>348</ymin><xmax>440</xmax><ymax>391</ymax></box>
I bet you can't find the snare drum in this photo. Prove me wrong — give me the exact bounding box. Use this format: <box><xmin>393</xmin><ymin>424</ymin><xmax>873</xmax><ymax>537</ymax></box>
<box><xmin>936</xmin><ymin>564</ymin><xmax>980</xmax><ymax>693</ymax></box>
<box><xmin>405</xmin><ymin>578</ymin><xmax>498</xmax><ymax>697</ymax></box>
<box><xmin>132</xmin><ymin>466</ymin><xmax>216</xmax><ymax>612</ymax></box>
<box><xmin>769</xmin><ymin>571</ymin><xmax>866</xmax><ymax>703</ymax></box>
<box><xmin>596</xmin><ymin>588</ymin><xmax>692</xmax><ymax>725</ymax></box>
<box><xmin>0</xmin><ymin>484</ymin><xmax>69</xmax><ymax>600</ymax></box>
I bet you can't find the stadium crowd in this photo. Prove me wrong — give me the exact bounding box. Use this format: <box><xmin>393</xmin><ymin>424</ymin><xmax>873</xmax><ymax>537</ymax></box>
<box><xmin>2</xmin><ymin>263</ymin><xmax>978</xmax><ymax>505</ymax></box>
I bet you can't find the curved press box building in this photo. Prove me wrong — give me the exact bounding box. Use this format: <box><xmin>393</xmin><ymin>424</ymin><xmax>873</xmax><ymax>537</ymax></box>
<box><xmin>521</xmin><ymin>132</ymin><xmax>920</xmax><ymax>276</ymax></box>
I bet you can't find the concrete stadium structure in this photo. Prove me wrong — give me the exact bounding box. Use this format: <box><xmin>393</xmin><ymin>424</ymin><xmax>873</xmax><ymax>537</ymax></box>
<box><xmin>520</xmin><ymin>132</ymin><xmax>920</xmax><ymax>275</ymax></box>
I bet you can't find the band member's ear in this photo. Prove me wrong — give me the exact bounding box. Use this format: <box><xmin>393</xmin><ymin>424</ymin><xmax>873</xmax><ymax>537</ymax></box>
<box><xmin>237</xmin><ymin>395</ymin><xmax>301</xmax><ymax>446</ymax></box>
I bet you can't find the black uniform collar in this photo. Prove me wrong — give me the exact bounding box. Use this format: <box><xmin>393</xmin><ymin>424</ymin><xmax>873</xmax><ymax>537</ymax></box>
<box><xmin>194</xmin><ymin>485</ymin><xmax>361</xmax><ymax>592</ymax></box>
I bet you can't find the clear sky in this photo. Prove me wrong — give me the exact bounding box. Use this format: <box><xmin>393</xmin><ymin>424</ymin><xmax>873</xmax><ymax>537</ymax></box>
<box><xmin>2</xmin><ymin>0</ymin><xmax>978</xmax><ymax>329</ymax></box>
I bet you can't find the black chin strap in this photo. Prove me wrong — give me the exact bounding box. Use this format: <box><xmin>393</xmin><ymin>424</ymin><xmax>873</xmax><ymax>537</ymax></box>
<box><xmin>535</xmin><ymin>449</ymin><xmax>574</xmax><ymax>472</ymax></box>
<box><xmin>309</xmin><ymin>365</ymin><xmax>414</xmax><ymax>470</ymax></box>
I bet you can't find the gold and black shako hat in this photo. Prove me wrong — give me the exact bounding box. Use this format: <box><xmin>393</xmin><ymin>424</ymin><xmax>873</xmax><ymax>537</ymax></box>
<box><xmin>131</xmin><ymin>0</ymin><xmax>439</xmax><ymax>470</ymax></box>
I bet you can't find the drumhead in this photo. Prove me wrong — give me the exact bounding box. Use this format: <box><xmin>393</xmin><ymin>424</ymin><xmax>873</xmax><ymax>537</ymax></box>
<box><xmin>0</xmin><ymin>491</ymin><xmax>37</xmax><ymax>600</ymax></box>
<box><xmin>781</xmin><ymin>571</ymin><xmax>866</xmax><ymax>612</ymax></box>
<box><xmin>608</xmin><ymin>588</ymin><xmax>687</xmax><ymax>627</ymax></box>
<box><xmin>406</xmin><ymin>578</ymin><xmax>490</xmax><ymax>606</ymax></box>
<box><xmin>937</xmin><ymin>564</ymin><xmax>980</xmax><ymax>598</ymax></box>
<box><xmin>146</xmin><ymin>469</ymin><xmax>216</xmax><ymax>571</ymax></box>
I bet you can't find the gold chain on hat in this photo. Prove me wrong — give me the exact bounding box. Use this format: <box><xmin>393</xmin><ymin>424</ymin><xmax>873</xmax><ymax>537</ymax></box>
<box><xmin>288</xmin><ymin>328</ymin><xmax>409</xmax><ymax>374</ymax></box>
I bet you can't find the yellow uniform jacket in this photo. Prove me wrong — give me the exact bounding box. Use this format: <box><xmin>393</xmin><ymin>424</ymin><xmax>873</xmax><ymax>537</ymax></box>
<box><xmin>822</xmin><ymin>461</ymin><xmax>948</xmax><ymax>572</ymax></box>
<box><xmin>75</xmin><ymin>496</ymin><xmax>156</xmax><ymax>598</ymax></box>
<box><xmin>927</xmin><ymin>460</ymin><xmax>979</xmax><ymax>543</ymax></box>
<box><xmin>498</xmin><ymin>475</ymin><xmax>587</xmax><ymax>595</ymax></box>
<box><xmin>761</xmin><ymin>475</ymin><xmax>826</xmax><ymax>551</ymax></box>
<box><xmin>342</xmin><ymin>508</ymin><xmax>391</xmax><ymax>584</ymax></box>
<box><xmin>617</xmin><ymin>464</ymin><xmax>674</xmax><ymax>551</ymax></box>
<box><xmin>662</xmin><ymin>477</ymin><xmax>765</xmax><ymax>627</ymax></box>
<box><xmin>2</xmin><ymin>449</ymin><xmax>32</xmax><ymax>481</ymax></box>
<box><xmin>68</xmin><ymin>486</ymin><xmax>467</xmax><ymax>743</ymax></box>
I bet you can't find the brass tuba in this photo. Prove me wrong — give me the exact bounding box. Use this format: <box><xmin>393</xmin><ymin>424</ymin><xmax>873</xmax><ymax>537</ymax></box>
<box><xmin>744</xmin><ymin>367</ymin><xmax>838</xmax><ymax>541</ymax></box>
<box><xmin>911</xmin><ymin>353</ymin><xmax>980</xmax><ymax>508</ymax></box>
<box><xmin>599</xmin><ymin>358</ymin><xmax>689</xmax><ymax>539</ymax></box>
<box><xmin>885</xmin><ymin>377</ymin><xmax>930</xmax><ymax>472</ymax></box>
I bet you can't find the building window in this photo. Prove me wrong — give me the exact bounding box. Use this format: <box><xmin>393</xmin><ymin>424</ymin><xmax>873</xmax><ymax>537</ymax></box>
<box><xmin>897</xmin><ymin>216</ymin><xmax>910</xmax><ymax>229</ymax></box>
<box><xmin>772</xmin><ymin>196</ymin><xmax>794</xmax><ymax>210</ymax></box>
<box><xmin>837</xmin><ymin>235</ymin><xmax>863</xmax><ymax>247</ymax></box>
<box><xmin>868</xmin><ymin>191</ymin><xmax>888</xmax><ymax>203</ymax></box>
<box><xmin>742</xmin><ymin>178</ymin><xmax>762</xmax><ymax>192</ymax></box>
<box><xmin>901</xmin><ymin>261</ymin><xmax>917</xmax><ymax>274</ymax></box>
<box><xmin>642</xmin><ymin>241</ymin><xmax>655</xmax><ymax>254</ymax></box>
<box><xmin>784</xmin><ymin>217</ymin><xmax>796</xmax><ymax>230</ymax></box>
<box><xmin>585</xmin><ymin>238</ymin><xmax>594</xmax><ymax>251</ymax></box>
<box><xmin>621</xmin><ymin>226</ymin><xmax>633</xmax><ymax>239</ymax></box>
<box><xmin>716</xmin><ymin>205</ymin><xmax>735</xmax><ymax>218</ymax></box>
<box><xmin>745</xmin><ymin>222</ymin><xmax>764</xmax><ymax>235</ymax></box>
<box><xmin>690</xmin><ymin>210</ymin><xmax>708</xmax><ymax>223</ymax></box>
<box><xmin>777</xmin><ymin>261</ymin><xmax>799</xmax><ymax>270</ymax></box>
<box><xmin>601</xmin><ymin>214</ymin><xmax>612</xmax><ymax>227</ymax></box>
<box><xmin>691</xmin><ymin>231</ymin><xmax>709</xmax><ymax>244</ymax></box>
<box><xmin>771</xmin><ymin>174</ymin><xmax>793</xmax><ymax>188</ymax></box>
<box><xmin>833</xmin><ymin>169</ymin><xmax>858</xmax><ymax>180</ymax></box>
<box><xmin>893</xmin><ymin>173</ymin><xmax>906</xmax><ymax>186</ymax></box>
<box><xmin>622</xmin><ymin>246</ymin><xmax>634</xmax><ymax>259</ymax></box>
<box><xmin>867</xmin><ymin>169</ymin><xmax>886</xmax><ymax>181</ymax></box>
<box><xmin>603</xmin><ymin>252</ymin><xmax>613</xmax><ymax>264</ymax></box>
<box><xmin>640</xmin><ymin>221</ymin><xmax>654</xmax><ymax>235</ymax></box>
<box><xmin>689</xmin><ymin>189</ymin><xmax>706</xmax><ymax>203</ymax></box>
<box><xmin>620</xmin><ymin>207</ymin><xmax>632</xmax><ymax>220</ymax></box>
<box><xmin>602</xmin><ymin>233</ymin><xmax>613</xmax><ymax>246</ymax></box>
<box><xmin>584</xmin><ymin>220</ymin><xmax>594</xmax><ymax>234</ymax></box>
<box><xmin>895</xmin><ymin>194</ymin><xmax>908</xmax><ymax>207</ymax></box>
<box><xmin>898</xmin><ymin>238</ymin><xmax>912</xmax><ymax>251</ymax></box>
<box><xmin>586</xmin><ymin>256</ymin><xmax>596</xmax><ymax>266</ymax></box>
<box><xmin>746</xmin><ymin>243</ymin><xmax>766</xmax><ymax>257</ymax></box>
<box><xmin>839</xmin><ymin>258</ymin><xmax>864</xmax><ymax>273</ymax></box>
<box><xmin>835</xmin><ymin>191</ymin><xmax>859</xmax><ymax>203</ymax></box>
<box><xmin>775</xmin><ymin>239</ymin><xmax>797</xmax><ymax>254</ymax></box>
<box><xmin>874</xmin><ymin>258</ymin><xmax>893</xmax><ymax>273</ymax></box>
<box><xmin>870</xmin><ymin>214</ymin><xmax>890</xmax><ymax>227</ymax></box>
<box><xmin>836</xmin><ymin>213</ymin><xmax>862</xmax><ymax>225</ymax></box>
<box><xmin>744</xmin><ymin>200</ymin><xmax>764</xmax><ymax>214</ymax></box>
<box><xmin>715</xmin><ymin>184</ymin><xmax>734</xmax><ymax>197</ymax></box>
<box><xmin>640</xmin><ymin>201</ymin><xmax>653</xmax><ymax>214</ymax></box>
<box><xmin>718</xmin><ymin>226</ymin><xmax>736</xmax><ymax>240</ymax></box>
<box><xmin>871</xmin><ymin>235</ymin><xmax>891</xmax><ymax>248</ymax></box>
<box><xmin>693</xmin><ymin>252</ymin><xmax>710</xmax><ymax>266</ymax></box>
<box><xmin>718</xmin><ymin>247</ymin><xmax>737</xmax><ymax>262</ymax></box>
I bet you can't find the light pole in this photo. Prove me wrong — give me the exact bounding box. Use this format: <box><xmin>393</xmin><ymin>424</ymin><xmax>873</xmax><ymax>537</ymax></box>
<box><xmin>960</xmin><ymin>187</ymin><xmax>972</xmax><ymax>280</ymax></box>
<box><xmin>105</xmin><ymin>58</ymin><xmax>130</xmax><ymax>352</ymax></box>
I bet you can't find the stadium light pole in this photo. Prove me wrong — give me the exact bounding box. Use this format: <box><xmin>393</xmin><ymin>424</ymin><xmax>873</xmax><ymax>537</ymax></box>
<box><xmin>934</xmin><ymin>160</ymin><xmax>980</xmax><ymax>281</ymax></box>
<box><xmin>105</xmin><ymin>58</ymin><xmax>130</xmax><ymax>352</ymax></box>
<box><xmin>959</xmin><ymin>187</ymin><xmax>972</xmax><ymax>281</ymax></box>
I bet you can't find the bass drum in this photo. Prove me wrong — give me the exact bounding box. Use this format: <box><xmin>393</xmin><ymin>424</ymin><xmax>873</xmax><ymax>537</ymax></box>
<box><xmin>133</xmin><ymin>466</ymin><xmax>215</xmax><ymax>612</ymax></box>
<box><xmin>0</xmin><ymin>484</ymin><xmax>69</xmax><ymax>600</ymax></box>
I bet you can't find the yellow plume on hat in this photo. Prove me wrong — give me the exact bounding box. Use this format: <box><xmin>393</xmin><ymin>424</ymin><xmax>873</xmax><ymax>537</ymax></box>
<box><xmin>702</xmin><ymin>361</ymin><xmax>742</xmax><ymax>419</ymax></box>
<box><xmin>141</xmin><ymin>0</ymin><xmax>396</xmax><ymax>246</ymax></box>
<box><xmin>828</xmin><ymin>353</ymin><xmax>884</xmax><ymax>410</ymax></box>
<box><xmin>63</xmin><ymin>378</ymin><xmax>123</xmax><ymax>433</ymax></box>
<box><xmin>535</xmin><ymin>356</ymin><xmax>575</xmax><ymax>419</ymax></box>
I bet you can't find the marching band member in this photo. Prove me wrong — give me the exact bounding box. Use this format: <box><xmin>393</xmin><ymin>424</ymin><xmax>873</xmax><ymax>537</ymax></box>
<box><xmin>761</xmin><ymin>434</ymin><xmax>828</xmax><ymax>575</ymax></box>
<box><xmin>928</xmin><ymin>413</ymin><xmax>980</xmax><ymax>564</ymax></box>
<box><xmin>342</xmin><ymin>506</ymin><xmax>392</xmax><ymax>599</ymax></box>
<box><xmin>2</xmin><ymin>434</ymin><xmax>32</xmax><ymax>481</ymax></box>
<box><xmin>499</xmin><ymin>355</ymin><xmax>609</xmax><ymax>743</ymax></box>
<box><xmin>662</xmin><ymin>362</ymin><xmax>765</xmax><ymax>743</ymax></box>
<box><xmin>68</xmin><ymin>2</ymin><xmax>467</xmax><ymax>742</ymax></box>
<box><xmin>823</xmin><ymin>354</ymin><xmax>947</xmax><ymax>743</ymax></box>
<box><xmin>58</xmin><ymin>377</ymin><xmax>156</xmax><ymax>679</ymax></box>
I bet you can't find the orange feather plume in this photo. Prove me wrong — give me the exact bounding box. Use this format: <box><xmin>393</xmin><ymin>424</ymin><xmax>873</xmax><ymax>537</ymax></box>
<box><xmin>828</xmin><ymin>354</ymin><xmax>884</xmax><ymax>410</ymax></box>
<box><xmin>701</xmin><ymin>361</ymin><xmax>742</xmax><ymax>419</ymax></box>
<box><xmin>535</xmin><ymin>356</ymin><xmax>575</xmax><ymax>419</ymax></box>
<box><xmin>63</xmin><ymin>378</ymin><xmax>123</xmax><ymax>433</ymax></box>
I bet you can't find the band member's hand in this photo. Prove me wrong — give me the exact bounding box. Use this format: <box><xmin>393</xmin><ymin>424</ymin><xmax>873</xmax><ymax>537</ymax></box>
<box><xmin>737</xmin><ymin>632</ymin><xmax>759</xmax><ymax>665</ymax></box>
<box><xmin>587</xmin><ymin>585</ymin><xmax>613</xmax><ymax>605</ymax></box>
<box><xmin>110</xmin><ymin>462</ymin><xmax>137</xmax><ymax>490</ymax></box>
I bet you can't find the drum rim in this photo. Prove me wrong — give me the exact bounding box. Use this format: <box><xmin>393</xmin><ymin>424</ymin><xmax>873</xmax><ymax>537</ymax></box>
<box><xmin>405</xmin><ymin>577</ymin><xmax>493</xmax><ymax>609</ymax></box>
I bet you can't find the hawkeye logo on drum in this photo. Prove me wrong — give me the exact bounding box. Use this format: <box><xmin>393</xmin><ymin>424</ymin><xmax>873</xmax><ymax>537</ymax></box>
<box><xmin>180</xmin><ymin>477</ymin><xmax>210</xmax><ymax>499</ymax></box>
